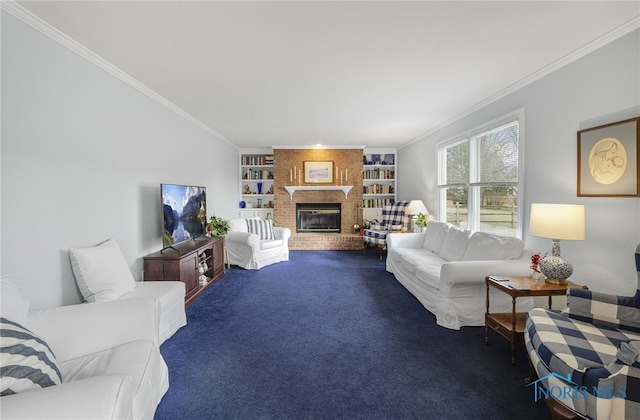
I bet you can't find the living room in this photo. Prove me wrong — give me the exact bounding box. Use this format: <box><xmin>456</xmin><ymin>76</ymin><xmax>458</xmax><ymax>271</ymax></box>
<box><xmin>1</xmin><ymin>1</ymin><xmax>639</xmax><ymax>418</ymax></box>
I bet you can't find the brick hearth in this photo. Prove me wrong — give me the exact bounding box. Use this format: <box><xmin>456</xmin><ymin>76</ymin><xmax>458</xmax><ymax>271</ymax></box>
<box><xmin>289</xmin><ymin>233</ymin><xmax>365</xmax><ymax>251</ymax></box>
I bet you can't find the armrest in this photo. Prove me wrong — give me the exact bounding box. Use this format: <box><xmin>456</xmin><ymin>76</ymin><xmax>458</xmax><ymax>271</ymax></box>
<box><xmin>439</xmin><ymin>259</ymin><xmax>531</xmax><ymax>292</ymax></box>
<box><xmin>274</xmin><ymin>227</ymin><xmax>291</xmax><ymax>241</ymax></box>
<box><xmin>225</xmin><ymin>231</ymin><xmax>260</xmax><ymax>251</ymax></box>
<box><xmin>27</xmin><ymin>297</ymin><xmax>159</xmax><ymax>362</ymax></box>
<box><xmin>0</xmin><ymin>375</ymin><xmax>133</xmax><ymax>419</ymax></box>
<box><xmin>386</xmin><ymin>232</ymin><xmax>424</xmax><ymax>250</ymax></box>
<box><xmin>566</xmin><ymin>288</ymin><xmax>640</xmax><ymax>330</ymax></box>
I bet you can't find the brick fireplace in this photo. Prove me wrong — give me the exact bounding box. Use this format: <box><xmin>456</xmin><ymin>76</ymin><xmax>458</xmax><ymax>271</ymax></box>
<box><xmin>273</xmin><ymin>148</ymin><xmax>364</xmax><ymax>250</ymax></box>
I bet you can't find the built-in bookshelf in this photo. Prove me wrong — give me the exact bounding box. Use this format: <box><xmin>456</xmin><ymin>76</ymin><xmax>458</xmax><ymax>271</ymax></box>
<box><xmin>239</xmin><ymin>149</ymin><xmax>274</xmax><ymax>219</ymax></box>
<box><xmin>362</xmin><ymin>148</ymin><xmax>396</xmax><ymax>221</ymax></box>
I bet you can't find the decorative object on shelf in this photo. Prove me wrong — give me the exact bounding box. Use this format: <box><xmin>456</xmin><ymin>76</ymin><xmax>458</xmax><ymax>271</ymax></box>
<box><xmin>199</xmin><ymin>275</ymin><xmax>208</xmax><ymax>287</ymax></box>
<box><xmin>257</xmin><ymin>182</ymin><xmax>263</xmax><ymax>194</ymax></box>
<box><xmin>577</xmin><ymin>117</ymin><xmax>639</xmax><ymax>197</ymax></box>
<box><xmin>529</xmin><ymin>203</ymin><xmax>585</xmax><ymax>284</ymax></box>
<box><xmin>267</xmin><ymin>185</ymin><xmax>274</xmax><ymax>194</ymax></box>
<box><xmin>239</xmin><ymin>201</ymin><xmax>246</xmax><ymax>208</ymax></box>
<box><xmin>207</xmin><ymin>215</ymin><xmax>230</xmax><ymax>237</ymax></box>
<box><xmin>243</xmin><ymin>185</ymin><xmax>251</xmax><ymax>194</ymax></box>
<box><xmin>530</xmin><ymin>251</ymin><xmax>548</xmax><ymax>279</ymax></box>
<box><xmin>304</xmin><ymin>161</ymin><xmax>334</xmax><ymax>183</ymax></box>
<box><xmin>406</xmin><ymin>200</ymin><xmax>429</xmax><ymax>232</ymax></box>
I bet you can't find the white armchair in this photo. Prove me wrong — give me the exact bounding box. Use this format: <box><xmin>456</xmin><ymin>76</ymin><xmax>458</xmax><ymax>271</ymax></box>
<box><xmin>225</xmin><ymin>217</ymin><xmax>291</xmax><ymax>269</ymax></box>
<box><xmin>1</xmin><ymin>297</ymin><xmax>169</xmax><ymax>420</ymax></box>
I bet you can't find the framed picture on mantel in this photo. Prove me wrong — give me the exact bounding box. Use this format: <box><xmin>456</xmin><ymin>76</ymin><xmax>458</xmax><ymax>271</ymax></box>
<box><xmin>304</xmin><ymin>161</ymin><xmax>334</xmax><ymax>183</ymax></box>
<box><xmin>577</xmin><ymin>117</ymin><xmax>639</xmax><ymax>197</ymax></box>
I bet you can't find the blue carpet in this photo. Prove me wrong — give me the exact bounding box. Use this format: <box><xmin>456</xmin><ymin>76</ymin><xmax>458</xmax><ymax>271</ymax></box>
<box><xmin>155</xmin><ymin>250</ymin><xmax>549</xmax><ymax>419</ymax></box>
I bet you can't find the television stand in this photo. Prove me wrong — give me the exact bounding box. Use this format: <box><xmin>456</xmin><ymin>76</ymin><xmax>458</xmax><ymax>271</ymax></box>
<box><xmin>143</xmin><ymin>237</ymin><xmax>225</xmax><ymax>307</ymax></box>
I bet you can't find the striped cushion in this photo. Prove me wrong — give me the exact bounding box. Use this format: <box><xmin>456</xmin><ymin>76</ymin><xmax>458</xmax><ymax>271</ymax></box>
<box><xmin>0</xmin><ymin>317</ymin><xmax>62</xmax><ymax>396</ymax></box>
<box><xmin>246</xmin><ymin>219</ymin><xmax>275</xmax><ymax>240</ymax></box>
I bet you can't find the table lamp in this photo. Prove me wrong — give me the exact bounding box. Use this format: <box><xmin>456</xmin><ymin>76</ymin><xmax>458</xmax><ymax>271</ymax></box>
<box><xmin>529</xmin><ymin>203</ymin><xmax>585</xmax><ymax>284</ymax></box>
<box><xmin>406</xmin><ymin>200</ymin><xmax>428</xmax><ymax>232</ymax></box>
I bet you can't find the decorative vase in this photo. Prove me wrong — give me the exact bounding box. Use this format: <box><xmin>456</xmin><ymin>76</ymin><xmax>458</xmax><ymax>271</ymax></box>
<box><xmin>257</xmin><ymin>182</ymin><xmax>263</xmax><ymax>194</ymax></box>
<box><xmin>539</xmin><ymin>240</ymin><xmax>572</xmax><ymax>285</ymax></box>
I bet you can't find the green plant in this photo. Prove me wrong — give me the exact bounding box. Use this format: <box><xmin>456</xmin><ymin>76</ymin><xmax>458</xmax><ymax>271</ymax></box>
<box><xmin>207</xmin><ymin>215</ymin><xmax>230</xmax><ymax>237</ymax></box>
<box><xmin>415</xmin><ymin>213</ymin><xmax>429</xmax><ymax>228</ymax></box>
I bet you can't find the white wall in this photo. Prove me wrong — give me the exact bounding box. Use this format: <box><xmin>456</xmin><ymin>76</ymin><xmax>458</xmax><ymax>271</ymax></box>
<box><xmin>398</xmin><ymin>30</ymin><xmax>640</xmax><ymax>295</ymax></box>
<box><xmin>1</xmin><ymin>12</ymin><xmax>239</xmax><ymax>309</ymax></box>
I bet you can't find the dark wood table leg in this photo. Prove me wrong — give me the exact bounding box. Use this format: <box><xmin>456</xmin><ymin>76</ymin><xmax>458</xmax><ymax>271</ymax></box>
<box><xmin>511</xmin><ymin>296</ymin><xmax>517</xmax><ymax>365</ymax></box>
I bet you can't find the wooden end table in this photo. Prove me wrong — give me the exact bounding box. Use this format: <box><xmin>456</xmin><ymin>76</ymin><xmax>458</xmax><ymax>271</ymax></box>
<box><xmin>484</xmin><ymin>275</ymin><xmax>587</xmax><ymax>365</ymax></box>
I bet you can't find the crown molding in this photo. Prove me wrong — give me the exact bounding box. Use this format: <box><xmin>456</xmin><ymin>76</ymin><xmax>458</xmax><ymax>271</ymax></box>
<box><xmin>1</xmin><ymin>0</ymin><xmax>238</xmax><ymax>149</ymax></box>
<box><xmin>400</xmin><ymin>16</ymin><xmax>640</xmax><ymax>150</ymax></box>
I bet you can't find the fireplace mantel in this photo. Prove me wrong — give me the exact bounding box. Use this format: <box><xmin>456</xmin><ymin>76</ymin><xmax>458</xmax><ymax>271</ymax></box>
<box><xmin>284</xmin><ymin>185</ymin><xmax>353</xmax><ymax>200</ymax></box>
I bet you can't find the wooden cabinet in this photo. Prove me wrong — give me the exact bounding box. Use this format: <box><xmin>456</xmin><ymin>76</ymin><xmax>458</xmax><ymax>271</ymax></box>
<box><xmin>143</xmin><ymin>236</ymin><xmax>225</xmax><ymax>308</ymax></box>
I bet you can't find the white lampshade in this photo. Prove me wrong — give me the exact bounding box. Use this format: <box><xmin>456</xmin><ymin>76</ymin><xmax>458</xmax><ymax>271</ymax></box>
<box><xmin>406</xmin><ymin>200</ymin><xmax>428</xmax><ymax>215</ymax></box>
<box><xmin>529</xmin><ymin>203</ymin><xmax>585</xmax><ymax>241</ymax></box>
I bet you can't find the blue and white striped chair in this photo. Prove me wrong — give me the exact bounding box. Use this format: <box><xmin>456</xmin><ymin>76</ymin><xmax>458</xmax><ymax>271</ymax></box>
<box><xmin>362</xmin><ymin>201</ymin><xmax>410</xmax><ymax>259</ymax></box>
<box><xmin>525</xmin><ymin>244</ymin><xmax>640</xmax><ymax>419</ymax></box>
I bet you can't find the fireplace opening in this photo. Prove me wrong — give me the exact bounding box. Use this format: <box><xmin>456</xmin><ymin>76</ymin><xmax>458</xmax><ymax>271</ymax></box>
<box><xmin>296</xmin><ymin>203</ymin><xmax>341</xmax><ymax>233</ymax></box>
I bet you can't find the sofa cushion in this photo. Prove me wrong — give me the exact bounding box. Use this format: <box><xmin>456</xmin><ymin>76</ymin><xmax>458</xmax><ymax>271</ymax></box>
<box><xmin>438</xmin><ymin>226</ymin><xmax>471</xmax><ymax>261</ymax></box>
<box><xmin>69</xmin><ymin>239</ymin><xmax>136</xmax><ymax>302</ymax></box>
<box><xmin>462</xmin><ymin>231</ymin><xmax>524</xmax><ymax>261</ymax></box>
<box><xmin>422</xmin><ymin>221</ymin><xmax>450</xmax><ymax>254</ymax></box>
<box><xmin>1</xmin><ymin>277</ymin><xmax>30</xmax><ymax>327</ymax></box>
<box><xmin>246</xmin><ymin>219</ymin><xmax>275</xmax><ymax>240</ymax></box>
<box><xmin>0</xmin><ymin>317</ymin><xmax>63</xmax><ymax>396</ymax></box>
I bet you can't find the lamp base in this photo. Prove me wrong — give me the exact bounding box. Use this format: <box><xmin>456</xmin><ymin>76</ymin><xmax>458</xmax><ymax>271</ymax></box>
<box><xmin>539</xmin><ymin>256</ymin><xmax>573</xmax><ymax>285</ymax></box>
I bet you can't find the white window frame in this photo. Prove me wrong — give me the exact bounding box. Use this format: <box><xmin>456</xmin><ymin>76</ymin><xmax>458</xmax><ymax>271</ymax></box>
<box><xmin>436</xmin><ymin>108</ymin><xmax>525</xmax><ymax>238</ymax></box>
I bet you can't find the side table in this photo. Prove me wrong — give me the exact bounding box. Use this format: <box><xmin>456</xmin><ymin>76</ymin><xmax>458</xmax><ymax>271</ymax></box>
<box><xmin>484</xmin><ymin>275</ymin><xmax>587</xmax><ymax>365</ymax></box>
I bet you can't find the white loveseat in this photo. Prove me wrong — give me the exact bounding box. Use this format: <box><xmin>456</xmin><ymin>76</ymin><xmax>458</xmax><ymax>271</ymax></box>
<box><xmin>386</xmin><ymin>221</ymin><xmax>533</xmax><ymax>330</ymax></box>
<box><xmin>1</xmin><ymin>285</ymin><xmax>169</xmax><ymax>419</ymax></box>
<box><xmin>225</xmin><ymin>217</ymin><xmax>291</xmax><ymax>270</ymax></box>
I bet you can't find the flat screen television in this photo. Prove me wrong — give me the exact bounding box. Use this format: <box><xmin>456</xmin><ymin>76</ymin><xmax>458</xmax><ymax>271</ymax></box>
<box><xmin>161</xmin><ymin>183</ymin><xmax>207</xmax><ymax>249</ymax></box>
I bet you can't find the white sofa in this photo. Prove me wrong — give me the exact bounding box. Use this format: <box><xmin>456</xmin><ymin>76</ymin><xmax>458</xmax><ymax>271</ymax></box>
<box><xmin>1</xmin><ymin>286</ymin><xmax>169</xmax><ymax>420</ymax></box>
<box><xmin>386</xmin><ymin>221</ymin><xmax>533</xmax><ymax>330</ymax></box>
<box><xmin>225</xmin><ymin>217</ymin><xmax>291</xmax><ymax>270</ymax></box>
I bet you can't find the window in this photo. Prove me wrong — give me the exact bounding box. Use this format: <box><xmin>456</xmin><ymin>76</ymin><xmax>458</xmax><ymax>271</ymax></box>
<box><xmin>437</xmin><ymin>111</ymin><xmax>523</xmax><ymax>238</ymax></box>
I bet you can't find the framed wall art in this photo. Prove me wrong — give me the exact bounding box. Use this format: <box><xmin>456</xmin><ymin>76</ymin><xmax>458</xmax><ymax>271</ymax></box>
<box><xmin>304</xmin><ymin>161</ymin><xmax>333</xmax><ymax>183</ymax></box>
<box><xmin>577</xmin><ymin>117</ymin><xmax>639</xmax><ymax>197</ymax></box>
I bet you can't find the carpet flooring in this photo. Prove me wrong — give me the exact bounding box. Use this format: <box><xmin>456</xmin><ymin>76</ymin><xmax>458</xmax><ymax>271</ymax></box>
<box><xmin>155</xmin><ymin>250</ymin><xmax>550</xmax><ymax>419</ymax></box>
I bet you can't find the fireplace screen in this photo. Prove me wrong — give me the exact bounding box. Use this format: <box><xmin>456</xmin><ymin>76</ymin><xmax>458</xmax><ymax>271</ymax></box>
<box><xmin>296</xmin><ymin>203</ymin><xmax>341</xmax><ymax>233</ymax></box>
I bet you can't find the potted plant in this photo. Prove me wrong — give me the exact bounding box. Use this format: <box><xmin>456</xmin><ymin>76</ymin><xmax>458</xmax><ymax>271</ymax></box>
<box><xmin>207</xmin><ymin>215</ymin><xmax>230</xmax><ymax>237</ymax></box>
<box><xmin>415</xmin><ymin>213</ymin><xmax>429</xmax><ymax>232</ymax></box>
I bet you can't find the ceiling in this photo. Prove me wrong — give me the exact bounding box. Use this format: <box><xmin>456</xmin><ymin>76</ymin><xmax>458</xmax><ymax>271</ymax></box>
<box><xmin>13</xmin><ymin>1</ymin><xmax>640</xmax><ymax>149</ymax></box>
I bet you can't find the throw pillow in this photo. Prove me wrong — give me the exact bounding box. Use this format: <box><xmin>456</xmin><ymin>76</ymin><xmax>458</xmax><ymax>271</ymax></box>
<box><xmin>246</xmin><ymin>219</ymin><xmax>275</xmax><ymax>240</ymax></box>
<box><xmin>422</xmin><ymin>221</ymin><xmax>450</xmax><ymax>254</ymax></box>
<box><xmin>0</xmin><ymin>277</ymin><xmax>30</xmax><ymax>327</ymax></box>
<box><xmin>0</xmin><ymin>317</ymin><xmax>62</xmax><ymax>396</ymax></box>
<box><xmin>69</xmin><ymin>238</ymin><xmax>136</xmax><ymax>303</ymax></box>
<box><xmin>438</xmin><ymin>226</ymin><xmax>471</xmax><ymax>261</ymax></box>
<box><xmin>462</xmin><ymin>232</ymin><xmax>524</xmax><ymax>261</ymax></box>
